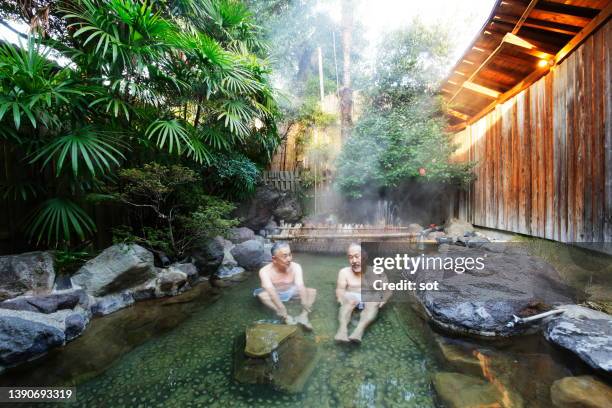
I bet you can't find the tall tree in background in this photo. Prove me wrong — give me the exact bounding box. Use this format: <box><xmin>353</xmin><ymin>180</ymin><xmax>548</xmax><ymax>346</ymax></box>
<box><xmin>335</xmin><ymin>21</ymin><xmax>474</xmax><ymax>198</ymax></box>
<box><xmin>340</xmin><ymin>0</ymin><xmax>353</xmax><ymax>141</ymax></box>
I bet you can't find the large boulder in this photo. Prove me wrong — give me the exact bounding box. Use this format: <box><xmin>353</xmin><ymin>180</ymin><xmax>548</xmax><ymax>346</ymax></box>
<box><xmin>231</xmin><ymin>239</ymin><xmax>265</xmax><ymax>271</ymax></box>
<box><xmin>272</xmin><ymin>195</ymin><xmax>302</xmax><ymax>223</ymax></box>
<box><xmin>550</xmin><ymin>376</ymin><xmax>612</xmax><ymax>408</ymax></box>
<box><xmin>228</xmin><ymin>227</ymin><xmax>256</xmax><ymax>244</ymax></box>
<box><xmin>0</xmin><ymin>252</ymin><xmax>55</xmax><ymax>301</ymax></box>
<box><xmin>191</xmin><ymin>237</ymin><xmax>225</xmax><ymax>275</ymax></box>
<box><xmin>235</xmin><ymin>185</ymin><xmax>302</xmax><ymax>230</ymax></box>
<box><xmin>71</xmin><ymin>244</ymin><xmax>156</xmax><ymax>296</ymax></box>
<box><xmin>235</xmin><ymin>185</ymin><xmax>283</xmax><ymax>230</ymax></box>
<box><xmin>544</xmin><ymin>305</ymin><xmax>612</xmax><ymax>373</ymax></box>
<box><xmin>414</xmin><ymin>245</ymin><xmax>573</xmax><ymax>337</ymax></box>
<box><xmin>444</xmin><ymin>218</ymin><xmax>475</xmax><ymax>239</ymax></box>
<box><xmin>0</xmin><ymin>308</ymin><xmax>89</xmax><ymax>367</ymax></box>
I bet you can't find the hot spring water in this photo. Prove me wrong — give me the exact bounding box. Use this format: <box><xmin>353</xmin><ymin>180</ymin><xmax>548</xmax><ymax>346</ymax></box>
<box><xmin>0</xmin><ymin>253</ymin><xmax>596</xmax><ymax>407</ymax></box>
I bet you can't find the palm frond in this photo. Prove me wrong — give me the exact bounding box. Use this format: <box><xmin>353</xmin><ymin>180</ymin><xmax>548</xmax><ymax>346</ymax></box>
<box><xmin>25</xmin><ymin>198</ymin><xmax>96</xmax><ymax>246</ymax></box>
<box><xmin>30</xmin><ymin>127</ymin><xmax>126</xmax><ymax>177</ymax></box>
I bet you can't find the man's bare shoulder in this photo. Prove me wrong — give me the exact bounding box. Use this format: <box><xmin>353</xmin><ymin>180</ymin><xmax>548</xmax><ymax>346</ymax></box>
<box><xmin>259</xmin><ymin>262</ymin><xmax>273</xmax><ymax>276</ymax></box>
<box><xmin>290</xmin><ymin>261</ymin><xmax>302</xmax><ymax>271</ymax></box>
<box><xmin>338</xmin><ymin>266</ymin><xmax>352</xmax><ymax>277</ymax></box>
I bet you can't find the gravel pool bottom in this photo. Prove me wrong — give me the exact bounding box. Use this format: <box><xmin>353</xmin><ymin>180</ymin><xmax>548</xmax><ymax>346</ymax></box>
<box><xmin>0</xmin><ymin>253</ymin><xmax>593</xmax><ymax>407</ymax></box>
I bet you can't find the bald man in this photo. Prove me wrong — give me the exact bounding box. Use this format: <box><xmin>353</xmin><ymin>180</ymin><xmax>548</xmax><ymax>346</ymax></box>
<box><xmin>254</xmin><ymin>242</ymin><xmax>317</xmax><ymax>329</ymax></box>
<box><xmin>334</xmin><ymin>243</ymin><xmax>387</xmax><ymax>343</ymax></box>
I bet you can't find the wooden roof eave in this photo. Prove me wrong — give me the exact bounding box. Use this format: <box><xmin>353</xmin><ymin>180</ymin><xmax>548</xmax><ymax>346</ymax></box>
<box><xmin>442</xmin><ymin>0</ymin><xmax>612</xmax><ymax>132</ymax></box>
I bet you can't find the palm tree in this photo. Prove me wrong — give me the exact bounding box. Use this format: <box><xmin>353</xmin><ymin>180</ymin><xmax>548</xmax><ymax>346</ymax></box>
<box><xmin>0</xmin><ymin>0</ymin><xmax>279</xmax><ymax>248</ymax></box>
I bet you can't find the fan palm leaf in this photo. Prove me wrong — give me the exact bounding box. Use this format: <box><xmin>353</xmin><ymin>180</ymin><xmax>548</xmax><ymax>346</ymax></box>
<box><xmin>26</xmin><ymin>198</ymin><xmax>96</xmax><ymax>246</ymax></box>
<box><xmin>30</xmin><ymin>127</ymin><xmax>126</xmax><ymax>177</ymax></box>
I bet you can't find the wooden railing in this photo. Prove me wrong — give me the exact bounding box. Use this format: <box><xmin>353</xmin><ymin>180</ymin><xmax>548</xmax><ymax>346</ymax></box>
<box><xmin>269</xmin><ymin>222</ymin><xmax>417</xmax><ymax>240</ymax></box>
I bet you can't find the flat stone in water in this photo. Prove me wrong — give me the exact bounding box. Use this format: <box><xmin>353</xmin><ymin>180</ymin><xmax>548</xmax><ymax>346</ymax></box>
<box><xmin>551</xmin><ymin>376</ymin><xmax>612</xmax><ymax>408</ymax></box>
<box><xmin>244</xmin><ymin>323</ymin><xmax>296</xmax><ymax>357</ymax></box>
<box><xmin>433</xmin><ymin>371</ymin><xmax>524</xmax><ymax>408</ymax></box>
<box><xmin>234</xmin><ymin>330</ymin><xmax>319</xmax><ymax>393</ymax></box>
<box><xmin>545</xmin><ymin>305</ymin><xmax>612</xmax><ymax>373</ymax></box>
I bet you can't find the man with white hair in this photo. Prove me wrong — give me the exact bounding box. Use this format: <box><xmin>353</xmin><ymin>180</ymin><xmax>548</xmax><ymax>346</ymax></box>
<box><xmin>334</xmin><ymin>243</ymin><xmax>386</xmax><ymax>343</ymax></box>
<box><xmin>254</xmin><ymin>242</ymin><xmax>317</xmax><ymax>330</ymax></box>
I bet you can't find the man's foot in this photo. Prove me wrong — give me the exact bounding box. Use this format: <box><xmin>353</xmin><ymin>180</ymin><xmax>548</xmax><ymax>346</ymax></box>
<box><xmin>348</xmin><ymin>329</ymin><xmax>363</xmax><ymax>344</ymax></box>
<box><xmin>295</xmin><ymin>314</ymin><xmax>313</xmax><ymax>331</ymax></box>
<box><xmin>334</xmin><ymin>329</ymin><xmax>350</xmax><ymax>343</ymax></box>
<box><xmin>284</xmin><ymin>315</ymin><xmax>297</xmax><ymax>325</ymax></box>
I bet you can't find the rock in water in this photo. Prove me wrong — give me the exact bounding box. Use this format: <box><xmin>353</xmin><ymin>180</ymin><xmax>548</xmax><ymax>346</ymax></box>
<box><xmin>234</xmin><ymin>324</ymin><xmax>319</xmax><ymax>393</ymax></box>
<box><xmin>544</xmin><ymin>305</ymin><xmax>612</xmax><ymax>373</ymax></box>
<box><xmin>71</xmin><ymin>244</ymin><xmax>156</xmax><ymax>296</ymax></box>
<box><xmin>0</xmin><ymin>315</ymin><xmax>64</xmax><ymax>366</ymax></box>
<box><xmin>550</xmin><ymin>376</ymin><xmax>612</xmax><ymax>408</ymax></box>
<box><xmin>433</xmin><ymin>372</ymin><xmax>524</xmax><ymax>408</ymax></box>
<box><xmin>414</xmin><ymin>245</ymin><xmax>572</xmax><ymax>337</ymax></box>
<box><xmin>231</xmin><ymin>240</ymin><xmax>265</xmax><ymax>271</ymax></box>
<box><xmin>244</xmin><ymin>323</ymin><xmax>297</xmax><ymax>357</ymax></box>
<box><xmin>0</xmin><ymin>289</ymin><xmax>87</xmax><ymax>314</ymax></box>
<box><xmin>0</xmin><ymin>308</ymin><xmax>90</xmax><ymax>367</ymax></box>
<box><xmin>171</xmin><ymin>263</ymin><xmax>198</xmax><ymax>284</ymax></box>
<box><xmin>0</xmin><ymin>252</ymin><xmax>55</xmax><ymax>301</ymax></box>
<box><xmin>91</xmin><ymin>292</ymin><xmax>135</xmax><ymax>316</ymax></box>
<box><xmin>156</xmin><ymin>267</ymin><xmax>188</xmax><ymax>297</ymax></box>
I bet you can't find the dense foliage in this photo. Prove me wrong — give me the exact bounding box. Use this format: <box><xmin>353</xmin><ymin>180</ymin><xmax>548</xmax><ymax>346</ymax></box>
<box><xmin>336</xmin><ymin>22</ymin><xmax>474</xmax><ymax>198</ymax></box>
<box><xmin>0</xmin><ymin>0</ymin><xmax>279</xmax><ymax>248</ymax></box>
<box><xmin>111</xmin><ymin>163</ymin><xmax>238</xmax><ymax>258</ymax></box>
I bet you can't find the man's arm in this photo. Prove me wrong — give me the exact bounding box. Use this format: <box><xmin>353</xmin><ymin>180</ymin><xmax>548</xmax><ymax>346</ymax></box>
<box><xmin>292</xmin><ymin>264</ymin><xmax>310</xmax><ymax>311</ymax></box>
<box><xmin>260</xmin><ymin>268</ymin><xmax>288</xmax><ymax>318</ymax></box>
<box><xmin>335</xmin><ymin>269</ymin><xmax>347</xmax><ymax>304</ymax></box>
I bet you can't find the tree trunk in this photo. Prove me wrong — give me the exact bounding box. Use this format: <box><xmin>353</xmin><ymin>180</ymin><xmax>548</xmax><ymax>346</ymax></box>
<box><xmin>340</xmin><ymin>0</ymin><xmax>353</xmax><ymax>141</ymax></box>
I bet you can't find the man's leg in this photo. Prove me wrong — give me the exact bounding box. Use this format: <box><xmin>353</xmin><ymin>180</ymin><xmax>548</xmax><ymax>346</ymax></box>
<box><xmin>334</xmin><ymin>297</ymin><xmax>357</xmax><ymax>342</ymax></box>
<box><xmin>296</xmin><ymin>288</ymin><xmax>317</xmax><ymax>330</ymax></box>
<box><xmin>348</xmin><ymin>303</ymin><xmax>379</xmax><ymax>343</ymax></box>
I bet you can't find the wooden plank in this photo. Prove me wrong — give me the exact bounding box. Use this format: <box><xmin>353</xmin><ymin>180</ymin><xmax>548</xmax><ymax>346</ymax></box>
<box><xmin>592</xmin><ymin>24</ymin><xmax>604</xmax><ymax>242</ymax></box>
<box><xmin>583</xmin><ymin>35</ymin><xmax>593</xmax><ymax>243</ymax></box>
<box><xmin>537</xmin><ymin>77</ymin><xmax>544</xmax><ymax>238</ymax></box>
<box><xmin>605</xmin><ymin>20</ymin><xmax>612</xmax><ymax>242</ymax></box>
<box><xmin>575</xmin><ymin>44</ymin><xmax>586</xmax><ymax>242</ymax></box>
<box><xmin>553</xmin><ymin>58</ymin><xmax>567</xmax><ymax>241</ymax></box>
<box><xmin>545</xmin><ymin>72</ymin><xmax>555</xmax><ymax>240</ymax></box>
<box><xmin>529</xmin><ymin>84</ymin><xmax>538</xmax><ymax>236</ymax></box>
<box><xmin>512</xmin><ymin>94</ymin><xmax>521</xmax><ymax>233</ymax></box>
<box><xmin>517</xmin><ymin>92</ymin><xmax>529</xmax><ymax>235</ymax></box>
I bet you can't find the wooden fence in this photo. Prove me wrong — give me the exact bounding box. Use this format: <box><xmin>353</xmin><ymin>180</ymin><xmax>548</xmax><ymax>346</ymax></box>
<box><xmin>261</xmin><ymin>170</ymin><xmax>301</xmax><ymax>192</ymax></box>
<box><xmin>451</xmin><ymin>20</ymin><xmax>611</xmax><ymax>243</ymax></box>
